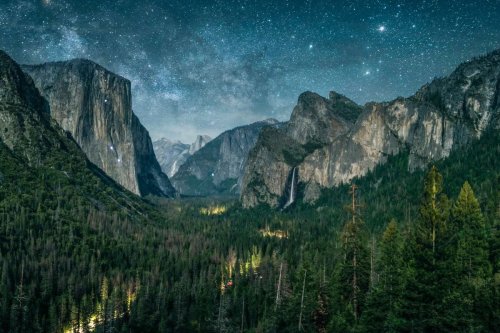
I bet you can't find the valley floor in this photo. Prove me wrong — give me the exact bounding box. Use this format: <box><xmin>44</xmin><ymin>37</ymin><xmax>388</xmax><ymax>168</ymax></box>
<box><xmin>0</xmin><ymin>130</ymin><xmax>498</xmax><ymax>332</ymax></box>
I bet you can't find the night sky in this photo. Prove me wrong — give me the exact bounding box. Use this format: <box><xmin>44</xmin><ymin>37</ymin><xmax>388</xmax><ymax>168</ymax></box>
<box><xmin>1</xmin><ymin>0</ymin><xmax>499</xmax><ymax>142</ymax></box>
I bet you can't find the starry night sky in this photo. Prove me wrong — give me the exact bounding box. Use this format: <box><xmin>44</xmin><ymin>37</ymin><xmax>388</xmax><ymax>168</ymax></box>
<box><xmin>1</xmin><ymin>0</ymin><xmax>499</xmax><ymax>142</ymax></box>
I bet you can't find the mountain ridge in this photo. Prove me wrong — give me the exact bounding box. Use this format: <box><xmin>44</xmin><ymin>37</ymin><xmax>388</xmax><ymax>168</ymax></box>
<box><xmin>171</xmin><ymin>118</ymin><xmax>280</xmax><ymax>196</ymax></box>
<box><xmin>241</xmin><ymin>48</ymin><xmax>500</xmax><ymax>208</ymax></box>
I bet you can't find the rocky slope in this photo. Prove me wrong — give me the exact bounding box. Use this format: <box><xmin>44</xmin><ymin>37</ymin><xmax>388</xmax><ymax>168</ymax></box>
<box><xmin>153</xmin><ymin>135</ymin><xmax>211</xmax><ymax>178</ymax></box>
<box><xmin>22</xmin><ymin>59</ymin><xmax>175</xmax><ymax>197</ymax></box>
<box><xmin>241</xmin><ymin>92</ymin><xmax>363</xmax><ymax>207</ymax></box>
<box><xmin>171</xmin><ymin>119</ymin><xmax>279</xmax><ymax>196</ymax></box>
<box><xmin>0</xmin><ymin>50</ymin><xmax>144</xmax><ymax>206</ymax></box>
<box><xmin>0</xmin><ymin>50</ymin><xmax>61</xmax><ymax>164</ymax></box>
<box><xmin>241</xmin><ymin>49</ymin><xmax>500</xmax><ymax>208</ymax></box>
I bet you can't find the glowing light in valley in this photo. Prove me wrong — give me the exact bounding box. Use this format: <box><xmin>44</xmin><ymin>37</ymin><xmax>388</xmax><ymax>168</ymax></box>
<box><xmin>200</xmin><ymin>205</ymin><xmax>227</xmax><ymax>215</ymax></box>
<box><xmin>63</xmin><ymin>286</ymin><xmax>137</xmax><ymax>333</ymax></box>
<box><xmin>259</xmin><ymin>228</ymin><xmax>288</xmax><ymax>239</ymax></box>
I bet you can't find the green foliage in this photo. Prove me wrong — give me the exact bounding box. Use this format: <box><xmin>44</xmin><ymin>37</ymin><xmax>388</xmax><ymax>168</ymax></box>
<box><xmin>0</xmin><ymin>129</ymin><xmax>498</xmax><ymax>332</ymax></box>
<box><xmin>360</xmin><ymin>220</ymin><xmax>405</xmax><ymax>332</ymax></box>
<box><xmin>398</xmin><ymin>166</ymin><xmax>452</xmax><ymax>332</ymax></box>
<box><xmin>334</xmin><ymin>202</ymin><xmax>370</xmax><ymax>327</ymax></box>
<box><xmin>442</xmin><ymin>182</ymin><xmax>494</xmax><ymax>331</ymax></box>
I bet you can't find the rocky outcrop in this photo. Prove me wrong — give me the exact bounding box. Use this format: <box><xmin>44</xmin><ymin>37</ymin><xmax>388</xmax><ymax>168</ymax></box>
<box><xmin>153</xmin><ymin>135</ymin><xmax>211</xmax><ymax>178</ymax></box>
<box><xmin>171</xmin><ymin>119</ymin><xmax>279</xmax><ymax>196</ymax></box>
<box><xmin>287</xmin><ymin>91</ymin><xmax>362</xmax><ymax>145</ymax></box>
<box><xmin>241</xmin><ymin>49</ymin><xmax>500</xmax><ymax>208</ymax></box>
<box><xmin>241</xmin><ymin>92</ymin><xmax>362</xmax><ymax>208</ymax></box>
<box><xmin>23</xmin><ymin>59</ymin><xmax>175</xmax><ymax>197</ymax></box>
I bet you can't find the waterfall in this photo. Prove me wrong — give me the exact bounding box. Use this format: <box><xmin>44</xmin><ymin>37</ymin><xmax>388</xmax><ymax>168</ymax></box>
<box><xmin>289</xmin><ymin>167</ymin><xmax>296</xmax><ymax>205</ymax></box>
<box><xmin>283</xmin><ymin>167</ymin><xmax>297</xmax><ymax>209</ymax></box>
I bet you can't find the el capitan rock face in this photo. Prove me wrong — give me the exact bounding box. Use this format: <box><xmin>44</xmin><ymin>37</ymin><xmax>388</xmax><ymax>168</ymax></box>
<box><xmin>0</xmin><ymin>50</ymin><xmax>100</xmax><ymax>176</ymax></box>
<box><xmin>153</xmin><ymin>135</ymin><xmax>211</xmax><ymax>178</ymax></box>
<box><xmin>23</xmin><ymin>59</ymin><xmax>175</xmax><ymax>197</ymax></box>
<box><xmin>171</xmin><ymin>119</ymin><xmax>279</xmax><ymax>196</ymax></box>
<box><xmin>241</xmin><ymin>49</ymin><xmax>500</xmax><ymax>208</ymax></box>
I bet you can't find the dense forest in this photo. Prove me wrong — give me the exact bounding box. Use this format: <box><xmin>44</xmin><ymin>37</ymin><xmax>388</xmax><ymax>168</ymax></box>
<box><xmin>0</xmin><ymin>130</ymin><xmax>498</xmax><ymax>332</ymax></box>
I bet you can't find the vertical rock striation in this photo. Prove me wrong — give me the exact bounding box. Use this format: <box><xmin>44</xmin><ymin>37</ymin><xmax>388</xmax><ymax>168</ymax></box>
<box><xmin>23</xmin><ymin>59</ymin><xmax>175</xmax><ymax>197</ymax></box>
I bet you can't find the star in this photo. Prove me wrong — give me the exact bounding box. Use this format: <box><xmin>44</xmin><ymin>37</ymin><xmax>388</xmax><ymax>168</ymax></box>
<box><xmin>1</xmin><ymin>0</ymin><xmax>497</xmax><ymax>143</ymax></box>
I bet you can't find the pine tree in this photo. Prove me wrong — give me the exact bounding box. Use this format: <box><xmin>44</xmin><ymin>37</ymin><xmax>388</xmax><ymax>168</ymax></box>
<box><xmin>400</xmin><ymin>166</ymin><xmax>450</xmax><ymax>332</ymax></box>
<box><xmin>443</xmin><ymin>181</ymin><xmax>492</xmax><ymax>331</ymax></box>
<box><xmin>360</xmin><ymin>219</ymin><xmax>405</xmax><ymax>332</ymax></box>
<box><xmin>331</xmin><ymin>184</ymin><xmax>370</xmax><ymax>331</ymax></box>
<box><xmin>99</xmin><ymin>277</ymin><xmax>109</xmax><ymax>330</ymax></box>
<box><xmin>419</xmin><ymin>166</ymin><xmax>449</xmax><ymax>258</ymax></box>
<box><xmin>450</xmin><ymin>182</ymin><xmax>490</xmax><ymax>281</ymax></box>
<box><xmin>212</xmin><ymin>293</ymin><xmax>234</xmax><ymax>333</ymax></box>
<box><xmin>10</xmin><ymin>263</ymin><xmax>28</xmax><ymax>333</ymax></box>
<box><xmin>0</xmin><ymin>261</ymin><xmax>10</xmax><ymax>333</ymax></box>
<box><xmin>312</xmin><ymin>283</ymin><xmax>329</xmax><ymax>333</ymax></box>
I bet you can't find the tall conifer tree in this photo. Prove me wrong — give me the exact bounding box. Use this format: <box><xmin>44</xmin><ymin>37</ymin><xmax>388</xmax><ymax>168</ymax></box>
<box><xmin>400</xmin><ymin>166</ymin><xmax>450</xmax><ymax>332</ymax></box>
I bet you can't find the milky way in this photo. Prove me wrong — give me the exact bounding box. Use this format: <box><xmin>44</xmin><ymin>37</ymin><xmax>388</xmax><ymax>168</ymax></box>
<box><xmin>1</xmin><ymin>0</ymin><xmax>499</xmax><ymax>142</ymax></box>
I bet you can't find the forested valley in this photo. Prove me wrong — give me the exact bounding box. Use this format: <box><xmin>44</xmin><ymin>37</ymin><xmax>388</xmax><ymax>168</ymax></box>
<box><xmin>0</xmin><ymin>129</ymin><xmax>498</xmax><ymax>332</ymax></box>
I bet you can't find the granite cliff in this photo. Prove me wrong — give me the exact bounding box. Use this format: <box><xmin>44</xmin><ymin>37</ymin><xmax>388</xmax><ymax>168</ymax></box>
<box><xmin>241</xmin><ymin>49</ymin><xmax>500</xmax><ymax>208</ymax></box>
<box><xmin>0</xmin><ymin>50</ymin><xmax>113</xmax><ymax>188</ymax></box>
<box><xmin>172</xmin><ymin>119</ymin><xmax>279</xmax><ymax>196</ymax></box>
<box><xmin>23</xmin><ymin>60</ymin><xmax>175</xmax><ymax>197</ymax></box>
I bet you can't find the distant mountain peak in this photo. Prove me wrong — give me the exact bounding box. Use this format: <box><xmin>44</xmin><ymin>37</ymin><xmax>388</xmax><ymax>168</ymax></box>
<box><xmin>153</xmin><ymin>134</ymin><xmax>211</xmax><ymax>178</ymax></box>
<box><xmin>171</xmin><ymin>119</ymin><xmax>279</xmax><ymax>196</ymax></box>
<box><xmin>189</xmin><ymin>135</ymin><xmax>212</xmax><ymax>155</ymax></box>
